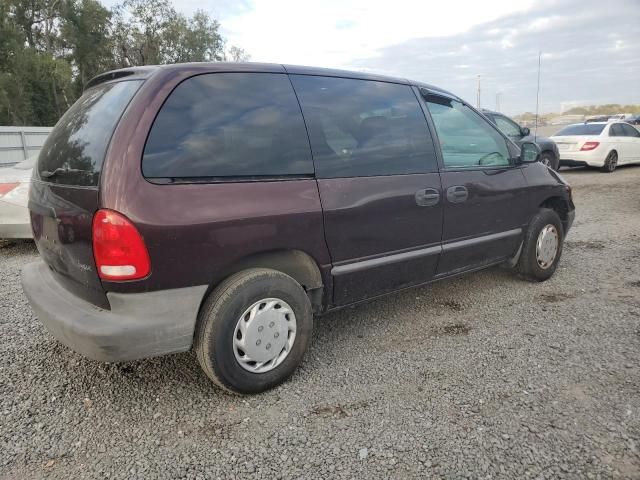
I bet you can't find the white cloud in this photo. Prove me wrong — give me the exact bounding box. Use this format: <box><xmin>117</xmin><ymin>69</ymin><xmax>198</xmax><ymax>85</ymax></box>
<box><xmin>355</xmin><ymin>0</ymin><xmax>640</xmax><ymax>113</ymax></box>
<box><xmin>218</xmin><ymin>0</ymin><xmax>535</xmax><ymax>67</ymax></box>
<box><xmin>98</xmin><ymin>0</ymin><xmax>640</xmax><ymax>113</ymax></box>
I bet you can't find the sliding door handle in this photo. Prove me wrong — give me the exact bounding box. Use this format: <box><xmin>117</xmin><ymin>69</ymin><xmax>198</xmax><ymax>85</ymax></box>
<box><xmin>415</xmin><ymin>188</ymin><xmax>440</xmax><ymax>207</ymax></box>
<box><xmin>446</xmin><ymin>186</ymin><xmax>468</xmax><ymax>203</ymax></box>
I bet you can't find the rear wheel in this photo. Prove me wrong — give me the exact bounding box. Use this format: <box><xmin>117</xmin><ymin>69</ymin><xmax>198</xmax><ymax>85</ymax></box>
<box><xmin>539</xmin><ymin>151</ymin><xmax>559</xmax><ymax>171</ymax></box>
<box><xmin>517</xmin><ymin>208</ymin><xmax>564</xmax><ymax>282</ymax></box>
<box><xmin>600</xmin><ymin>151</ymin><xmax>618</xmax><ymax>173</ymax></box>
<box><xmin>194</xmin><ymin>268</ymin><xmax>313</xmax><ymax>394</ymax></box>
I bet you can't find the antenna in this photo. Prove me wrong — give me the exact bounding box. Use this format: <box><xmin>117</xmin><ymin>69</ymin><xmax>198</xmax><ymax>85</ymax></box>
<box><xmin>476</xmin><ymin>75</ymin><xmax>481</xmax><ymax>108</ymax></box>
<box><xmin>534</xmin><ymin>51</ymin><xmax>541</xmax><ymax>140</ymax></box>
<box><xmin>495</xmin><ymin>92</ymin><xmax>502</xmax><ymax>112</ymax></box>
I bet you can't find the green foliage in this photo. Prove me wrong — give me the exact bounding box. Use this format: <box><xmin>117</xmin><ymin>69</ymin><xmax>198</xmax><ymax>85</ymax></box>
<box><xmin>111</xmin><ymin>0</ymin><xmax>224</xmax><ymax>66</ymax></box>
<box><xmin>226</xmin><ymin>45</ymin><xmax>250</xmax><ymax>62</ymax></box>
<box><xmin>61</xmin><ymin>0</ymin><xmax>114</xmax><ymax>93</ymax></box>
<box><xmin>0</xmin><ymin>0</ymin><xmax>246</xmax><ymax>126</ymax></box>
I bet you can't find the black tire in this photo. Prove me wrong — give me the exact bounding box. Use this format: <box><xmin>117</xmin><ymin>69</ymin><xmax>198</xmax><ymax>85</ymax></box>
<box><xmin>600</xmin><ymin>150</ymin><xmax>618</xmax><ymax>173</ymax></box>
<box><xmin>539</xmin><ymin>151</ymin><xmax>559</xmax><ymax>171</ymax></box>
<box><xmin>517</xmin><ymin>208</ymin><xmax>564</xmax><ymax>282</ymax></box>
<box><xmin>194</xmin><ymin>268</ymin><xmax>313</xmax><ymax>394</ymax></box>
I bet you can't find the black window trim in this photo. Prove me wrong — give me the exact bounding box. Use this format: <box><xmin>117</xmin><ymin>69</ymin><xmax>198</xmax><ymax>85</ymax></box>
<box><xmin>142</xmin><ymin>71</ymin><xmax>441</xmax><ymax>184</ymax></box>
<box><xmin>417</xmin><ymin>88</ymin><xmax>521</xmax><ymax>172</ymax></box>
<box><xmin>145</xmin><ymin>173</ymin><xmax>316</xmax><ymax>185</ymax></box>
<box><xmin>141</xmin><ymin>71</ymin><xmax>315</xmax><ymax>184</ymax></box>
<box><xmin>289</xmin><ymin>74</ymin><xmax>441</xmax><ymax>179</ymax></box>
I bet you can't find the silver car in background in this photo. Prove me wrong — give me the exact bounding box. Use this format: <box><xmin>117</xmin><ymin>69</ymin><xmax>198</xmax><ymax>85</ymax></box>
<box><xmin>0</xmin><ymin>157</ymin><xmax>34</xmax><ymax>238</ymax></box>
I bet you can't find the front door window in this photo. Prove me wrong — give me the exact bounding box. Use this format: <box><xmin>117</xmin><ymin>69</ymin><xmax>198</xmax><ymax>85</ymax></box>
<box><xmin>425</xmin><ymin>96</ymin><xmax>510</xmax><ymax>168</ymax></box>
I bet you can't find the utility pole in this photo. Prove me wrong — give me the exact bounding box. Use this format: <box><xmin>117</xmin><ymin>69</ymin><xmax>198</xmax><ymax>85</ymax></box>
<box><xmin>495</xmin><ymin>92</ymin><xmax>502</xmax><ymax>112</ymax></box>
<box><xmin>476</xmin><ymin>75</ymin><xmax>481</xmax><ymax>108</ymax></box>
<box><xmin>534</xmin><ymin>51</ymin><xmax>541</xmax><ymax>139</ymax></box>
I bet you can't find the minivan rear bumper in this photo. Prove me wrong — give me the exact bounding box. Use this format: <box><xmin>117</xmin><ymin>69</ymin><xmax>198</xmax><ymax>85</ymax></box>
<box><xmin>21</xmin><ymin>261</ymin><xmax>208</xmax><ymax>362</ymax></box>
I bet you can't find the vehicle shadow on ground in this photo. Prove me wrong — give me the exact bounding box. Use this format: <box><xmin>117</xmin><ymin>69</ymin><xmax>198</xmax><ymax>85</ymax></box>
<box><xmin>29</xmin><ymin>265</ymin><xmax>523</xmax><ymax>403</ymax></box>
<box><xmin>559</xmin><ymin>164</ymin><xmax>640</xmax><ymax>175</ymax></box>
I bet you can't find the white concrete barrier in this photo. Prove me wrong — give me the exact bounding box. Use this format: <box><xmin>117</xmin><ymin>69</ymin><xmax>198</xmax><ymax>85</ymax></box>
<box><xmin>0</xmin><ymin>126</ymin><xmax>52</xmax><ymax>167</ymax></box>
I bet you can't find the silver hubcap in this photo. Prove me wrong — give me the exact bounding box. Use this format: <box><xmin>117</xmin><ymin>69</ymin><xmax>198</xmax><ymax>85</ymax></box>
<box><xmin>233</xmin><ymin>298</ymin><xmax>297</xmax><ymax>373</ymax></box>
<box><xmin>536</xmin><ymin>224</ymin><xmax>559</xmax><ymax>269</ymax></box>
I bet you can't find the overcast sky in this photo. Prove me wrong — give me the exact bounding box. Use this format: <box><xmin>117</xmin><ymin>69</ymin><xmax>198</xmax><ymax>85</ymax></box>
<box><xmin>102</xmin><ymin>0</ymin><xmax>640</xmax><ymax>114</ymax></box>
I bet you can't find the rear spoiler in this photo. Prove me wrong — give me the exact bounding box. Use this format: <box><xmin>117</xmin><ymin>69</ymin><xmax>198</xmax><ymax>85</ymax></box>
<box><xmin>84</xmin><ymin>66</ymin><xmax>158</xmax><ymax>91</ymax></box>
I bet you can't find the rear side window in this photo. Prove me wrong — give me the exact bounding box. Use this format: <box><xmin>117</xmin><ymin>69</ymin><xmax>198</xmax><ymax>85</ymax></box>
<box><xmin>290</xmin><ymin>75</ymin><xmax>437</xmax><ymax>178</ymax></box>
<box><xmin>621</xmin><ymin>124</ymin><xmax>640</xmax><ymax>137</ymax></box>
<box><xmin>38</xmin><ymin>80</ymin><xmax>142</xmax><ymax>186</ymax></box>
<box><xmin>556</xmin><ymin>124</ymin><xmax>605</xmax><ymax>136</ymax></box>
<box><xmin>143</xmin><ymin>73</ymin><xmax>313</xmax><ymax>179</ymax></box>
<box><xmin>609</xmin><ymin>124</ymin><xmax>624</xmax><ymax>137</ymax></box>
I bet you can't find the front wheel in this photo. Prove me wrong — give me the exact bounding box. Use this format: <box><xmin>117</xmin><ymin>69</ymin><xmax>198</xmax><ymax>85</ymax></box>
<box><xmin>600</xmin><ymin>151</ymin><xmax>618</xmax><ymax>173</ymax></box>
<box><xmin>539</xmin><ymin>151</ymin><xmax>559</xmax><ymax>171</ymax></box>
<box><xmin>194</xmin><ymin>268</ymin><xmax>313</xmax><ymax>394</ymax></box>
<box><xmin>517</xmin><ymin>208</ymin><xmax>564</xmax><ymax>282</ymax></box>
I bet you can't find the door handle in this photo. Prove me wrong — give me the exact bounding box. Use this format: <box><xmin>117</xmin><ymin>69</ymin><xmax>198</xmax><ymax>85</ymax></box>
<box><xmin>415</xmin><ymin>188</ymin><xmax>440</xmax><ymax>207</ymax></box>
<box><xmin>446</xmin><ymin>186</ymin><xmax>468</xmax><ymax>203</ymax></box>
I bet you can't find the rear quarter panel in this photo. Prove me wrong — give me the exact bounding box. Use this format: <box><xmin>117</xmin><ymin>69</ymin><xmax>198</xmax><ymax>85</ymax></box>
<box><xmin>99</xmin><ymin>66</ymin><xmax>331</xmax><ymax>295</ymax></box>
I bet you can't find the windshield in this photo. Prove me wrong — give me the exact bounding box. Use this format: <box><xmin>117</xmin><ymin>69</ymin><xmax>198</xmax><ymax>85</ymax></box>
<box><xmin>555</xmin><ymin>124</ymin><xmax>606</xmax><ymax>136</ymax></box>
<box><xmin>37</xmin><ymin>80</ymin><xmax>142</xmax><ymax>186</ymax></box>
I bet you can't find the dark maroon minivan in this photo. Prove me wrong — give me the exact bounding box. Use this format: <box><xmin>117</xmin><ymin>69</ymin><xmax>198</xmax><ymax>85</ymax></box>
<box><xmin>22</xmin><ymin>63</ymin><xmax>575</xmax><ymax>394</ymax></box>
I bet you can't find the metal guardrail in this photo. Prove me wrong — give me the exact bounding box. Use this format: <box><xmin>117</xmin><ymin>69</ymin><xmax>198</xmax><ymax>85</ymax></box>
<box><xmin>0</xmin><ymin>126</ymin><xmax>53</xmax><ymax>167</ymax></box>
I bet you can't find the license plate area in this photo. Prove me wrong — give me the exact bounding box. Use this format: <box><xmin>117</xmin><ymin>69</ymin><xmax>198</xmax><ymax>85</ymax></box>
<box><xmin>42</xmin><ymin>215</ymin><xmax>60</xmax><ymax>245</ymax></box>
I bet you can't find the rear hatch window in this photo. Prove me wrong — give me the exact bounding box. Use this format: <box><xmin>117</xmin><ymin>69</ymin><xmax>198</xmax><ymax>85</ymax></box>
<box><xmin>30</xmin><ymin>79</ymin><xmax>141</xmax><ymax>308</ymax></box>
<box><xmin>37</xmin><ymin>80</ymin><xmax>142</xmax><ymax>186</ymax></box>
<box><xmin>555</xmin><ymin>124</ymin><xmax>605</xmax><ymax>136</ymax></box>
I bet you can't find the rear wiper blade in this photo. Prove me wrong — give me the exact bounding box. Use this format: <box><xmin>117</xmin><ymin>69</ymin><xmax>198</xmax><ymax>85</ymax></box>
<box><xmin>40</xmin><ymin>167</ymin><xmax>86</xmax><ymax>178</ymax></box>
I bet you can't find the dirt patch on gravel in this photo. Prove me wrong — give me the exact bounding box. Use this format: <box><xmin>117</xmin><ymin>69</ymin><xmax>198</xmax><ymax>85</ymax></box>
<box><xmin>439</xmin><ymin>299</ymin><xmax>464</xmax><ymax>311</ymax></box>
<box><xmin>311</xmin><ymin>400</ymin><xmax>370</xmax><ymax>418</ymax></box>
<box><xmin>439</xmin><ymin>323</ymin><xmax>472</xmax><ymax>336</ymax></box>
<box><xmin>565</xmin><ymin>240</ymin><xmax>606</xmax><ymax>250</ymax></box>
<box><xmin>538</xmin><ymin>292</ymin><xmax>577</xmax><ymax>303</ymax></box>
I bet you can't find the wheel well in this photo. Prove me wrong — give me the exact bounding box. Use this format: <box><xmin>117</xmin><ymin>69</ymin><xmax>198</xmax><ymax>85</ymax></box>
<box><xmin>540</xmin><ymin>196</ymin><xmax>569</xmax><ymax>231</ymax></box>
<box><xmin>217</xmin><ymin>249</ymin><xmax>324</xmax><ymax>311</ymax></box>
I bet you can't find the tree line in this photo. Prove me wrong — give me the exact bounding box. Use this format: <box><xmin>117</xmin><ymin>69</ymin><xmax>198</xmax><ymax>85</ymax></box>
<box><xmin>561</xmin><ymin>104</ymin><xmax>640</xmax><ymax>116</ymax></box>
<box><xmin>0</xmin><ymin>0</ymin><xmax>250</xmax><ymax>126</ymax></box>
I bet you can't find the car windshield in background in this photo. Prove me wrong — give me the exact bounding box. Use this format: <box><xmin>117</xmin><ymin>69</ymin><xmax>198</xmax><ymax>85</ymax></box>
<box><xmin>37</xmin><ymin>80</ymin><xmax>141</xmax><ymax>186</ymax></box>
<box><xmin>15</xmin><ymin>157</ymin><xmax>37</xmax><ymax>170</ymax></box>
<box><xmin>556</xmin><ymin>124</ymin><xmax>606</xmax><ymax>136</ymax></box>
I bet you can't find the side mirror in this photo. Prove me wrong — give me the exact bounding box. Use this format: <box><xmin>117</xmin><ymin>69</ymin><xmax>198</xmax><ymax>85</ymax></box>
<box><xmin>521</xmin><ymin>127</ymin><xmax>530</xmax><ymax>136</ymax></box>
<box><xmin>520</xmin><ymin>141</ymin><xmax>541</xmax><ymax>163</ymax></box>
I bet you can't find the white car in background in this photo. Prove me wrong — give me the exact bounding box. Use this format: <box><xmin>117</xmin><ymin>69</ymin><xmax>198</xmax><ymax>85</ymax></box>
<box><xmin>0</xmin><ymin>157</ymin><xmax>34</xmax><ymax>238</ymax></box>
<box><xmin>552</xmin><ymin>122</ymin><xmax>640</xmax><ymax>172</ymax></box>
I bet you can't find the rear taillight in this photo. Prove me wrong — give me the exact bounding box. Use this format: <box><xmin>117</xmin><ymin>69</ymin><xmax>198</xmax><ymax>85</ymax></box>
<box><xmin>580</xmin><ymin>141</ymin><xmax>600</xmax><ymax>151</ymax></box>
<box><xmin>0</xmin><ymin>183</ymin><xmax>19</xmax><ymax>197</ymax></box>
<box><xmin>92</xmin><ymin>209</ymin><xmax>150</xmax><ymax>281</ymax></box>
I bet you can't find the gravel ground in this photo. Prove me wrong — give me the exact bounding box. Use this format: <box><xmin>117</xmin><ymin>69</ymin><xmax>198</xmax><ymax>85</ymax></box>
<box><xmin>1</xmin><ymin>166</ymin><xmax>640</xmax><ymax>480</ymax></box>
